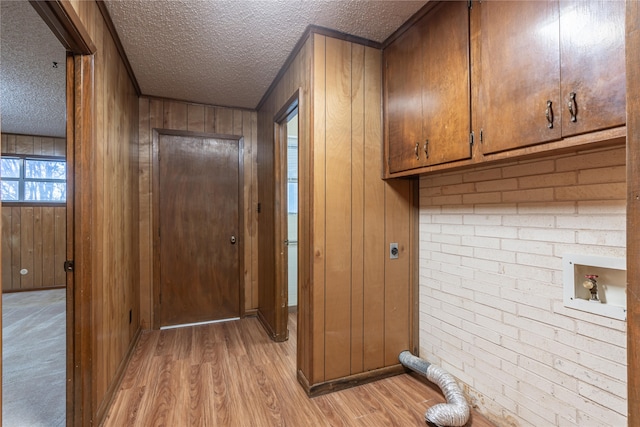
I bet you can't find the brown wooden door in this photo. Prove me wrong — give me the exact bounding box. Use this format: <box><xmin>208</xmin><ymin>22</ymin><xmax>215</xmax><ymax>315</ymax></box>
<box><xmin>479</xmin><ymin>0</ymin><xmax>562</xmax><ymax>154</ymax></box>
<box><xmin>385</xmin><ymin>21</ymin><xmax>423</xmax><ymax>173</ymax></box>
<box><xmin>422</xmin><ymin>1</ymin><xmax>472</xmax><ymax>166</ymax></box>
<box><xmin>154</xmin><ymin>132</ymin><xmax>241</xmax><ymax>328</ymax></box>
<box><xmin>559</xmin><ymin>0</ymin><xmax>626</xmax><ymax>137</ymax></box>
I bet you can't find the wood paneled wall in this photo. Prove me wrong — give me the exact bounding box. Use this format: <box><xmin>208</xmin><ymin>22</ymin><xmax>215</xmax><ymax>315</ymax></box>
<box><xmin>65</xmin><ymin>1</ymin><xmax>140</xmax><ymax>423</ymax></box>
<box><xmin>257</xmin><ymin>32</ymin><xmax>313</xmax><ymax>355</ymax></box>
<box><xmin>310</xmin><ymin>34</ymin><xmax>413</xmax><ymax>384</ymax></box>
<box><xmin>258</xmin><ymin>32</ymin><xmax>414</xmax><ymax>389</ymax></box>
<box><xmin>1</xmin><ymin>133</ymin><xmax>67</xmax><ymax>292</ymax></box>
<box><xmin>1</xmin><ymin>133</ymin><xmax>66</xmax><ymax>157</ymax></box>
<box><xmin>138</xmin><ymin>97</ymin><xmax>258</xmax><ymax>327</ymax></box>
<box><xmin>2</xmin><ymin>206</ymin><xmax>66</xmax><ymax>291</ymax></box>
<box><xmin>257</xmin><ymin>33</ymin><xmax>312</xmax><ymax>345</ymax></box>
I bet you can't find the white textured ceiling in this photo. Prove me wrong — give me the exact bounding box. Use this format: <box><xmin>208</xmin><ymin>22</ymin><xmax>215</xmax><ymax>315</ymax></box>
<box><xmin>1</xmin><ymin>0</ymin><xmax>67</xmax><ymax>138</ymax></box>
<box><xmin>103</xmin><ymin>0</ymin><xmax>427</xmax><ymax>109</ymax></box>
<box><xmin>0</xmin><ymin>0</ymin><xmax>426</xmax><ymax>139</ymax></box>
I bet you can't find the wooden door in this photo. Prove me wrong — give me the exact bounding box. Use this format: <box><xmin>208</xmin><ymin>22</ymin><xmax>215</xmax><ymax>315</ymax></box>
<box><xmin>154</xmin><ymin>131</ymin><xmax>242</xmax><ymax>328</ymax></box>
<box><xmin>385</xmin><ymin>21</ymin><xmax>424</xmax><ymax>173</ymax></box>
<box><xmin>421</xmin><ymin>1</ymin><xmax>472</xmax><ymax>166</ymax></box>
<box><xmin>479</xmin><ymin>0</ymin><xmax>562</xmax><ymax>154</ymax></box>
<box><xmin>559</xmin><ymin>0</ymin><xmax>626</xmax><ymax>137</ymax></box>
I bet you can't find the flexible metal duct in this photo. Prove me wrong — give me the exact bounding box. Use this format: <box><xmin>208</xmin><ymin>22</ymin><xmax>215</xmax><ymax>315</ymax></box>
<box><xmin>399</xmin><ymin>351</ymin><xmax>470</xmax><ymax>427</ymax></box>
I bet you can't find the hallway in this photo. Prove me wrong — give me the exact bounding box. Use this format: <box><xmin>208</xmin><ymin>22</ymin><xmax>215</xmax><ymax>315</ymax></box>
<box><xmin>104</xmin><ymin>313</ymin><xmax>493</xmax><ymax>426</ymax></box>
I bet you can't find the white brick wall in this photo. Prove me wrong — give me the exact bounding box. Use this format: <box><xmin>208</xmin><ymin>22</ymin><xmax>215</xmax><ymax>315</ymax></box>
<box><xmin>419</xmin><ymin>146</ymin><xmax>627</xmax><ymax>427</ymax></box>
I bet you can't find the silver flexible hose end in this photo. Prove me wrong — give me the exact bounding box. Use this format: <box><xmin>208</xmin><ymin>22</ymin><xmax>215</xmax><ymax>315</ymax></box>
<box><xmin>399</xmin><ymin>351</ymin><xmax>470</xmax><ymax>427</ymax></box>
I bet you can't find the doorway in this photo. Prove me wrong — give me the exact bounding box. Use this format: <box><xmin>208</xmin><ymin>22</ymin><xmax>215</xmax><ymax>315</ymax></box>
<box><xmin>255</xmin><ymin>93</ymin><xmax>301</xmax><ymax>342</ymax></box>
<box><xmin>286</xmin><ymin>112</ymin><xmax>299</xmax><ymax>310</ymax></box>
<box><xmin>152</xmin><ymin>130</ymin><xmax>243</xmax><ymax>329</ymax></box>
<box><xmin>1</xmin><ymin>1</ymin><xmax>68</xmax><ymax>425</ymax></box>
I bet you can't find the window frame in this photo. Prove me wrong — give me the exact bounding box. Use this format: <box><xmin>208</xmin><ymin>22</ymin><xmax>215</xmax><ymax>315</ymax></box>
<box><xmin>1</xmin><ymin>153</ymin><xmax>67</xmax><ymax>206</ymax></box>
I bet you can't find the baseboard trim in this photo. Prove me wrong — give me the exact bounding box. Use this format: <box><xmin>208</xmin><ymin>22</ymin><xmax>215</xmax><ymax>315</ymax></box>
<box><xmin>2</xmin><ymin>285</ymin><xmax>65</xmax><ymax>294</ymax></box>
<box><xmin>297</xmin><ymin>369</ymin><xmax>312</xmax><ymax>393</ymax></box>
<box><xmin>95</xmin><ymin>325</ymin><xmax>143</xmax><ymax>426</ymax></box>
<box><xmin>256</xmin><ymin>309</ymin><xmax>277</xmax><ymax>339</ymax></box>
<box><xmin>297</xmin><ymin>364</ymin><xmax>408</xmax><ymax>397</ymax></box>
<box><xmin>256</xmin><ymin>309</ymin><xmax>287</xmax><ymax>341</ymax></box>
<box><xmin>244</xmin><ymin>308</ymin><xmax>258</xmax><ymax>317</ymax></box>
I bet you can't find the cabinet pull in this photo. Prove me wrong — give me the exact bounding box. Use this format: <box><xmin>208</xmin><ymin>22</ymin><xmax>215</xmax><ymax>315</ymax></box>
<box><xmin>568</xmin><ymin>92</ymin><xmax>577</xmax><ymax>122</ymax></box>
<box><xmin>414</xmin><ymin>142</ymin><xmax>420</xmax><ymax>160</ymax></box>
<box><xmin>545</xmin><ymin>100</ymin><xmax>554</xmax><ymax>129</ymax></box>
<box><xmin>424</xmin><ymin>139</ymin><xmax>429</xmax><ymax>159</ymax></box>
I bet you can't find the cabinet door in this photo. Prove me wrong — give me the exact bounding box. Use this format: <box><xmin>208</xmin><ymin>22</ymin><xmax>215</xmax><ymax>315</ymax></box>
<box><xmin>479</xmin><ymin>1</ymin><xmax>561</xmax><ymax>154</ymax></box>
<box><xmin>422</xmin><ymin>1</ymin><xmax>471</xmax><ymax>166</ymax></box>
<box><xmin>560</xmin><ymin>0</ymin><xmax>625</xmax><ymax>137</ymax></box>
<box><xmin>386</xmin><ymin>22</ymin><xmax>424</xmax><ymax>173</ymax></box>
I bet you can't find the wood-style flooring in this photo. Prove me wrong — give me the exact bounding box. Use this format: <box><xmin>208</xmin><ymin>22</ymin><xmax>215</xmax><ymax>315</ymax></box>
<box><xmin>103</xmin><ymin>312</ymin><xmax>494</xmax><ymax>426</ymax></box>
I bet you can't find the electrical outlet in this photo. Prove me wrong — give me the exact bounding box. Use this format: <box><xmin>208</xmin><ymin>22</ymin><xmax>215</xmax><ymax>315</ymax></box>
<box><xmin>390</xmin><ymin>243</ymin><xmax>399</xmax><ymax>259</ymax></box>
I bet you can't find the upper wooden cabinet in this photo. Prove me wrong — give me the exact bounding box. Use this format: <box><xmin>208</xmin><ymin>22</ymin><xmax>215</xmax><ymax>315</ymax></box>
<box><xmin>479</xmin><ymin>0</ymin><xmax>625</xmax><ymax>154</ymax></box>
<box><xmin>384</xmin><ymin>0</ymin><xmax>626</xmax><ymax>176</ymax></box>
<box><xmin>559</xmin><ymin>0</ymin><xmax>626</xmax><ymax>137</ymax></box>
<box><xmin>478</xmin><ymin>1</ymin><xmax>562</xmax><ymax>154</ymax></box>
<box><xmin>385</xmin><ymin>1</ymin><xmax>472</xmax><ymax>174</ymax></box>
<box><xmin>386</xmin><ymin>17</ymin><xmax>423</xmax><ymax>173</ymax></box>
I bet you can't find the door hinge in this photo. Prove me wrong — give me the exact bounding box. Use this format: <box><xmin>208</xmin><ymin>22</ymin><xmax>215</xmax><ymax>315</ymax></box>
<box><xmin>64</xmin><ymin>260</ymin><xmax>74</xmax><ymax>272</ymax></box>
<box><xmin>468</xmin><ymin>0</ymin><xmax>472</xmax><ymax>9</ymax></box>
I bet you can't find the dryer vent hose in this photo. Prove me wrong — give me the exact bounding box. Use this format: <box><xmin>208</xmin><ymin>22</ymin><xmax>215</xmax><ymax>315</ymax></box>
<box><xmin>399</xmin><ymin>350</ymin><xmax>470</xmax><ymax>427</ymax></box>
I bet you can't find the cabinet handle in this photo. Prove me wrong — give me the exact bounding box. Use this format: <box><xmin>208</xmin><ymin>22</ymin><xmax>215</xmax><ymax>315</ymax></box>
<box><xmin>545</xmin><ymin>100</ymin><xmax>554</xmax><ymax>129</ymax></box>
<box><xmin>414</xmin><ymin>142</ymin><xmax>420</xmax><ymax>160</ymax></box>
<box><xmin>568</xmin><ymin>92</ymin><xmax>577</xmax><ymax>122</ymax></box>
<box><xmin>424</xmin><ymin>139</ymin><xmax>429</xmax><ymax>159</ymax></box>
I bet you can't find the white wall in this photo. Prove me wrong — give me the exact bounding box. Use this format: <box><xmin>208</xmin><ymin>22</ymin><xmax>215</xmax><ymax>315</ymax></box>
<box><xmin>418</xmin><ymin>145</ymin><xmax>627</xmax><ymax>426</ymax></box>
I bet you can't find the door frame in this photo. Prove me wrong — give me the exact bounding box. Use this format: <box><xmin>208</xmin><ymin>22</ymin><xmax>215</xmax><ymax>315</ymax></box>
<box><xmin>151</xmin><ymin>129</ymin><xmax>245</xmax><ymax>329</ymax></box>
<box><xmin>27</xmin><ymin>1</ymin><xmax>97</xmax><ymax>426</ymax></box>
<box><xmin>259</xmin><ymin>91</ymin><xmax>300</xmax><ymax>342</ymax></box>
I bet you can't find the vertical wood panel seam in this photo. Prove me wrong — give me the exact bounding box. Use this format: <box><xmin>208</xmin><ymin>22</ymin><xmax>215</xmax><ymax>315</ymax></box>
<box><xmin>350</xmin><ymin>42</ymin><xmax>353</xmax><ymax>373</ymax></box>
<box><xmin>383</xmin><ymin>172</ymin><xmax>386</xmax><ymax>360</ymax></box>
<box><xmin>245</xmin><ymin>112</ymin><xmax>251</xmax><ymax>308</ymax></box>
<box><xmin>323</xmin><ymin>37</ymin><xmax>327</xmax><ymax>380</ymax></box>
<box><xmin>351</xmin><ymin>41</ymin><xmax>356</xmax><ymax>373</ymax></box>
<box><xmin>350</xmin><ymin>47</ymin><xmax>356</xmax><ymax>357</ymax></box>
<box><xmin>360</xmin><ymin>46</ymin><xmax>366</xmax><ymax>371</ymax></box>
<box><xmin>251</xmin><ymin>112</ymin><xmax>257</xmax><ymax>308</ymax></box>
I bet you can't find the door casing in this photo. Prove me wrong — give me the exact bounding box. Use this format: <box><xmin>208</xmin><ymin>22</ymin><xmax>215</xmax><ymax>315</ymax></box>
<box><xmin>28</xmin><ymin>2</ymin><xmax>97</xmax><ymax>425</ymax></box>
<box><xmin>257</xmin><ymin>92</ymin><xmax>299</xmax><ymax>342</ymax></box>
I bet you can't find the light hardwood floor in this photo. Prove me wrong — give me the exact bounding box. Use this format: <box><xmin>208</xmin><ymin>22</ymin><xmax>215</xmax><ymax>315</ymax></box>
<box><xmin>103</xmin><ymin>312</ymin><xmax>494</xmax><ymax>426</ymax></box>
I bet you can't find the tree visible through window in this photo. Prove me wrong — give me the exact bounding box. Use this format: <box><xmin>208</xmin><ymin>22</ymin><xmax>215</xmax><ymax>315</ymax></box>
<box><xmin>1</xmin><ymin>156</ymin><xmax>66</xmax><ymax>202</ymax></box>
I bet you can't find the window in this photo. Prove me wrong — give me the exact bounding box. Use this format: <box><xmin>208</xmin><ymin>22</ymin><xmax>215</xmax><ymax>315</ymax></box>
<box><xmin>1</xmin><ymin>156</ymin><xmax>66</xmax><ymax>202</ymax></box>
